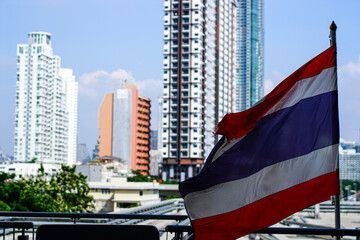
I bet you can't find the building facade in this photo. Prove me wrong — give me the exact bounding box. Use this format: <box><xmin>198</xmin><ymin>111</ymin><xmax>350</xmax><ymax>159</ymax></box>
<box><xmin>161</xmin><ymin>0</ymin><xmax>262</xmax><ymax>181</ymax></box>
<box><xmin>77</xmin><ymin>143</ymin><xmax>91</xmax><ymax>163</ymax></box>
<box><xmin>0</xmin><ymin>163</ymin><xmax>61</xmax><ymax>180</ymax></box>
<box><xmin>339</xmin><ymin>139</ymin><xmax>360</xmax><ymax>181</ymax></box>
<box><xmin>14</xmin><ymin>32</ymin><xmax>78</xmax><ymax>165</ymax></box>
<box><xmin>234</xmin><ymin>0</ymin><xmax>264</xmax><ymax>112</ymax></box>
<box><xmin>88</xmin><ymin>177</ymin><xmax>161</xmax><ymax>213</ymax></box>
<box><xmin>60</xmin><ymin>69</ymin><xmax>78</xmax><ymax>165</ymax></box>
<box><xmin>98</xmin><ymin>79</ymin><xmax>151</xmax><ymax>175</ymax></box>
<box><xmin>150</xmin><ymin>130</ymin><xmax>159</xmax><ymax>150</ymax></box>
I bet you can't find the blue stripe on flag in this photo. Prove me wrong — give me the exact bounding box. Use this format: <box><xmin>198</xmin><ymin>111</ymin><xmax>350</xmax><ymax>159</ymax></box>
<box><xmin>180</xmin><ymin>91</ymin><xmax>339</xmax><ymax>197</ymax></box>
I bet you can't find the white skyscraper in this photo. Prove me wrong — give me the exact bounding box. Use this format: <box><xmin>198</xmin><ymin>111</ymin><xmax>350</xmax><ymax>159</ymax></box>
<box><xmin>161</xmin><ymin>0</ymin><xmax>235</xmax><ymax>181</ymax></box>
<box><xmin>60</xmin><ymin>68</ymin><xmax>78</xmax><ymax>165</ymax></box>
<box><xmin>14</xmin><ymin>32</ymin><xmax>78</xmax><ymax>164</ymax></box>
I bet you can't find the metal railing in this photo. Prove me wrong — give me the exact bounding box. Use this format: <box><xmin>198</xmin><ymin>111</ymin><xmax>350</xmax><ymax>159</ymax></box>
<box><xmin>0</xmin><ymin>221</ymin><xmax>34</xmax><ymax>240</ymax></box>
<box><xmin>165</xmin><ymin>225</ymin><xmax>360</xmax><ymax>240</ymax></box>
<box><xmin>0</xmin><ymin>199</ymin><xmax>360</xmax><ymax>240</ymax></box>
<box><xmin>0</xmin><ymin>199</ymin><xmax>187</xmax><ymax>239</ymax></box>
<box><xmin>1</xmin><ymin>215</ymin><xmax>360</xmax><ymax>240</ymax></box>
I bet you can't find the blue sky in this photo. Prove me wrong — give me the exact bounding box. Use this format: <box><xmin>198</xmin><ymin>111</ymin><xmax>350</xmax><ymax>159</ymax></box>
<box><xmin>1</xmin><ymin>0</ymin><xmax>360</xmax><ymax>156</ymax></box>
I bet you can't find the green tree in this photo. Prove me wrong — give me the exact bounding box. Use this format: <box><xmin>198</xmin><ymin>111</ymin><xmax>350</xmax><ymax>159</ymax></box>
<box><xmin>0</xmin><ymin>164</ymin><xmax>94</xmax><ymax>212</ymax></box>
<box><xmin>127</xmin><ymin>170</ymin><xmax>151</xmax><ymax>182</ymax></box>
<box><xmin>53</xmin><ymin>165</ymin><xmax>94</xmax><ymax>212</ymax></box>
<box><xmin>0</xmin><ymin>172</ymin><xmax>21</xmax><ymax>211</ymax></box>
<box><xmin>341</xmin><ymin>179</ymin><xmax>360</xmax><ymax>198</ymax></box>
<box><xmin>127</xmin><ymin>170</ymin><xmax>178</xmax><ymax>184</ymax></box>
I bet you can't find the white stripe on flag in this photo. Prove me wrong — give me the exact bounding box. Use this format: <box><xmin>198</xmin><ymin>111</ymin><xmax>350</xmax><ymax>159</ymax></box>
<box><xmin>185</xmin><ymin>144</ymin><xmax>338</xmax><ymax>220</ymax></box>
<box><xmin>265</xmin><ymin>67</ymin><xmax>336</xmax><ymax>116</ymax></box>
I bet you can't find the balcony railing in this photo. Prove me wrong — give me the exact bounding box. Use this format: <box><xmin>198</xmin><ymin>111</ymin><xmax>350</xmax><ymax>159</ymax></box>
<box><xmin>1</xmin><ymin>200</ymin><xmax>360</xmax><ymax>240</ymax></box>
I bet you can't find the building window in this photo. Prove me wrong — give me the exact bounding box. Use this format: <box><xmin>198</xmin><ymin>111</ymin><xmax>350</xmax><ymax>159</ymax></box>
<box><xmin>101</xmin><ymin>189</ymin><xmax>111</xmax><ymax>195</ymax></box>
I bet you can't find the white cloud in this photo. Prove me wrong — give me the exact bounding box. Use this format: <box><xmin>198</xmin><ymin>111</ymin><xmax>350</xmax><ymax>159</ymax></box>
<box><xmin>78</xmin><ymin>69</ymin><xmax>162</xmax><ymax>102</ymax></box>
<box><xmin>338</xmin><ymin>56</ymin><xmax>360</xmax><ymax>143</ymax></box>
<box><xmin>271</xmin><ymin>70</ymin><xmax>285</xmax><ymax>85</ymax></box>
<box><xmin>338</xmin><ymin>56</ymin><xmax>360</xmax><ymax>97</ymax></box>
<box><xmin>78</xmin><ymin>70</ymin><xmax>113</xmax><ymax>98</ymax></box>
<box><xmin>264</xmin><ymin>80</ymin><xmax>275</xmax><ymax>95</ymax></box>
<box><xmin>79</xmin><ymin>70</ymin><xmax>109</xmax><ymax>85</ymax></box>
<box><xmin>264</xmin><ymin>70</ymin><xmax>285</xmax><ymax>95</ymax></box>
<box><xmin>339</xmin><ymin>56</ymin><xmax>360</xmax><ymax>79</ymax></box>
<box><xmin>110</xmin><ymin>69</ymin><xmax>135</xmax><ymax>83</ymax></box>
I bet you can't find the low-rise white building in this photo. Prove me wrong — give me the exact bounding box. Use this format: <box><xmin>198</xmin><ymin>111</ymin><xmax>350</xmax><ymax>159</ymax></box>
<box><xmin>76</xmin><ymin>157</ymin><xmax>131</xmax><ymax>182</ymax></box>
<box><xmin>89</xmin><ymin>177</ymin><xmax>161</xmax><ymax>213</ymax></box>
<box><xmin>0</xmin><ymin>163</ymin><xmax>60</xmax><ymax>180</ymax></box>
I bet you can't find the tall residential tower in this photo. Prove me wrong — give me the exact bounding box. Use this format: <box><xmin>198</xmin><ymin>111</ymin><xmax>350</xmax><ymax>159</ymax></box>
<box><xmin>161</xmin><ymin>0</ymin><xmax>264</xmax><ymax>181</ymax></box>
<box><xmin>161</xmin><ymin>0</ymin><xmax>236</xmax><ymax>181</ymax></box>
<box><xmin>98</xmin><ymin>79</ymin><xmax>151</xmax><ymax>175</ymax></box>
<box><xmin>14</xmin><ymin>32</ymin><xmax>78</xmax><ymax>165</ymax></box>
<box><xmin>234</xmin><ymin>0</ymin><xmax>264</xmax><ymax>112</ymax></box>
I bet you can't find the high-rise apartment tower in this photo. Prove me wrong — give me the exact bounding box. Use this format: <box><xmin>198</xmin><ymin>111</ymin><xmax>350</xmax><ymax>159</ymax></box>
<box><xmin>14</xmin><ymin>32</ymin><xmax>78</xmax><ymax>164</ymax></box>
<box><xmin>161</xmin><ymin>0</ymin><xmax>236</xmax><ymax>181</ymax></box>
<box><xmin>234</xmin><ymin>0</ymin><xmax>264</xmax><ymax>112</ymax></box>
<box><xmin>98</xmin><ymin>79</ymin><xmax>151</xmax><ymax>175</ymax></box>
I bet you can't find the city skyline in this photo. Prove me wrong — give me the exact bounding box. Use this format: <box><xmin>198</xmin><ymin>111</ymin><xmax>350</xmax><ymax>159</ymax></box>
<box><xmin>1</xmin><ymin>0</ymin><xmax>360</xmax><ymax>156</ymax></box>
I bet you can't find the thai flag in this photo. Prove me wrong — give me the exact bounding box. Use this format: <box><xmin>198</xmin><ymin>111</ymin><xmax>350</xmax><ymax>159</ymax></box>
<box><xmin>179</xmin><ymin>45</ymin><xmax>339</xmax><ymax>240</ymax></box>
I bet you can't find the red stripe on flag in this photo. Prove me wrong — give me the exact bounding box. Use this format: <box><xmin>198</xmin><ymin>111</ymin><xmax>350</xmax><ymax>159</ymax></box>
<box><xmin>215</xmin><ymin>45</ymin><xmax>336</xmax><ymax>141</ymax></box>
<box><xmin>191</xmin><ymin>170</ymin><xmax>339</xmax><ymax>240</ymax></box>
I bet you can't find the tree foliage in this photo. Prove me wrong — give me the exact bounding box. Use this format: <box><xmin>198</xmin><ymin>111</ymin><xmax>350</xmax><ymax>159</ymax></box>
<box><xmin>0</xmin><ymin>164</ymin><xmax>94</xmax><ymax>212</ymax></box>
<box><xmin>341</xmin><ymin>179</ymin><xmax>360</xmax><ymax>197</ymax></box>
<box><xmin>127</xmin><ymin>170</ymin><xmax>178</xmax><ymax>184</ymax></box>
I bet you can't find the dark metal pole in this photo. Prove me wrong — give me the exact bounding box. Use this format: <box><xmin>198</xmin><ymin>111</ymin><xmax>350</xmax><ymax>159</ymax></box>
<box><xmin>330</xmin><ymin>21</ymin><xmax>337</xmax><ymax>46</ymax></box>
<box><xmin>329</xmin><ymin>21</ymin><xmax>341</xmax><ymax>240</ymax></box>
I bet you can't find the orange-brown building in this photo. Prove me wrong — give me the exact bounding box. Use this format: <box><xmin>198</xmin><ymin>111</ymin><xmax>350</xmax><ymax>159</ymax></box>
<box><xmin>98</xmin><ymin>79</ymin><xmax>151</xmax><ymax>175</ymax></box>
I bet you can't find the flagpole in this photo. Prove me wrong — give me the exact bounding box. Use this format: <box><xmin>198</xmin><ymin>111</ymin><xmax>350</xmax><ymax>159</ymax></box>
<box><xmin>329</xmin><ymin>21</ymin><xmax>341</xmax><ymax>239</ymax></box>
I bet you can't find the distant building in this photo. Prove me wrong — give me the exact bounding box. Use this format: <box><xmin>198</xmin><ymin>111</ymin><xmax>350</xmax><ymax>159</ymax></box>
<box><xmin>60</xmin><ymin>69</ymin><xmax>78</xmax><ymax>165</ymax></box>
<box><xmin>339</xmin><ymin>138</ymin><xmax>360</xmax><ymax>181</ymax></box>
<box><xmin>14</xmin><ymin>32</ymin><xmax>78</xmax><ymax>165</ymax></box>
<box><xmin>0</xmin><ymin>163</ymin><xmax>60</xmax><ymax>180</ymax></box>
<box><xmin>92</xmin><ymin>138</ymin><xmax>100</xmax><ymax>159</ymax></box>
<box><xmin>149</xmin><ymin>150</ymin><xmax>162</xmax><ymax>177</ymax></box>
<box><xmin>76</xmin><ymin>157</ymin><xmax>131</xmax><ymax>182</ymax></box>
<box><xmin>160</xmin><ymin>0</ymin><xmax>264</xmax><ymax>182</ymax></box>
<box><xmin>150</xmin><ymin>130</ymin><xmax>158</xmax><ymax>150</ymax></box>
<box><xmin>98</xmin><ymin>79</ymin><xmax>151</xmax><ymax>175</ymax></box>
<box><xmin>0</xmin><ymin>147</ymin><xmax>11</xmax><ymax>163</ymax></box>
<box><xmin>88</xmin><ymin>177</ymin><xmax>161</xmax><ymax>212</ymax></box>
<box><xmin>157</xmin><ymin>98</ymin><xmax>164</xmax><ymax>152</ymax></box>
<box><xmin>161</xmin><ymin>0</ymin><xmax>236</xmax><ymax>182</ymax></box>
<box><xmin>234</xmin><ymin>0</ymin><xmax>264</xmax><ymax>112</ymax></box>
<box><xmin>77</xmin><ymin>143</ymin><xmax>91</xmax><ymax>163</ymax></box>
